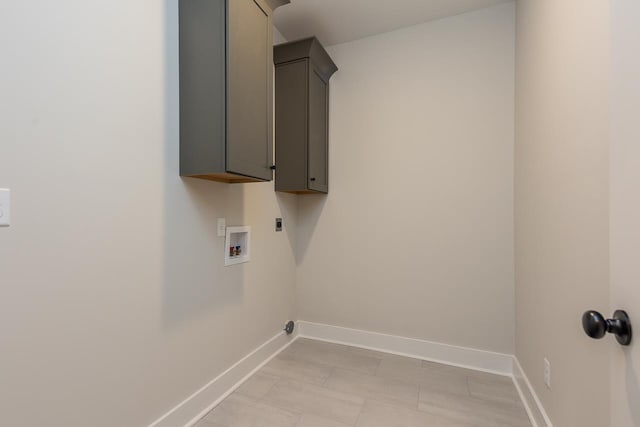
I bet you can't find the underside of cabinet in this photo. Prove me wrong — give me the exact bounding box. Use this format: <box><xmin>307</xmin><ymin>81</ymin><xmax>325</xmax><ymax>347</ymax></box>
<box><xmin>277</xmin><ymin>189</ymin><xmax>323</xmax><ymax>194</ymax></box>
<box><xmin>184</xmin><ymin>173</ymin><xmax>263</xmax><ymax>183</ymax></box>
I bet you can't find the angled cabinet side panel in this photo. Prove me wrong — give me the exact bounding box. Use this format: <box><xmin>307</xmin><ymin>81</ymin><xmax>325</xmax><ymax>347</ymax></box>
<box><xmin>227</xmin><ymin>0</ymin><xmax>273</xmax><ymax>181</ymax></box>
<box><xmin>275</xmin><ymin>60</ymin><xmax>309</xmax><ymax>192</ymax></box>
<box><xmin>307</xmin><ymin>68</ymin><xmax>328</xmax><ymax>193</ymax></box>
<box><xmin>179</xmin><ymin>0</ymin><xmax>226</xmax><ymax>176</ymax></box>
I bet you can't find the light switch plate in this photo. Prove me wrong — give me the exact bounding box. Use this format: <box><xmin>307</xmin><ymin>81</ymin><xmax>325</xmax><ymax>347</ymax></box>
<box><xmin>217</xmin><ymin>218</ymin><xmax>226</xmax><ymax>237</ymax></box>
<box><xmin>0</xmin><ymin>188</ymin><xmax>10</xmax><ymax>227</ymax></box>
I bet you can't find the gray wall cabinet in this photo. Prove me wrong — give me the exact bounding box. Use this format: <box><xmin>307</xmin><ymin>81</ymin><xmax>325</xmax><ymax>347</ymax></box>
<box><xmin>274</xmin><ymin>37</ymin><xmax>338</xmax><ymax>194</ymax></box>
<box><xmin>179</xmin><ymin>0</ymin><xmax>288</xmax><ymax>183</ymax></box>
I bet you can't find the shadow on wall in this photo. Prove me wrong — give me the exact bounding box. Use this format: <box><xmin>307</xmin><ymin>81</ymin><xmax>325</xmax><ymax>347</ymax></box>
<box><xmin>625</xmin><ymin>352</ymin><xmax>640</xmax><ymax>425</ymax></box>
<box><xmin>161</xmin><ymin>0</ymin><xmax>244</xmax><ymax>326</ymax></box>
<box><xmin>275</xmin><ymin>192</ymin><xmax>298</xmax><ymax>259</ymax></box>
<box><xmin>295</xmin><ymin>194</ymin><xmax>327</xmax><ymax>265</ymax></box>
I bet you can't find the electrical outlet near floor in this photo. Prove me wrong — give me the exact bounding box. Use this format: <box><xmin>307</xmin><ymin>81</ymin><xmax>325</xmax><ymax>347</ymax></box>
<box><xmin>544</xmin><ymin>357</ymin><xmax>551</xmax><ymax>388</ymax></box>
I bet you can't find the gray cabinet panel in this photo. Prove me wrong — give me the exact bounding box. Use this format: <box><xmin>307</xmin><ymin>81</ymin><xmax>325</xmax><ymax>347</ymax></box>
<box><xmin>179</xmin><ymin>0</ymin><xmax>226</xmax><ymax>176</ymax></box>
<box><xmin>179</xmin><ymin>0</ymin><xmax>281</xmax><ymax>184</ymax></box>
<box><xmin>274</xmin><ymin>37</ymin><xmax>337</xmax><ymax>194</ymax></box>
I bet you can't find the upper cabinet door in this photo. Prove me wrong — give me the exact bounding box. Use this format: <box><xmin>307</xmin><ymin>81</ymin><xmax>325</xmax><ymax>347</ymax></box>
<box><xmin>307</xmin><ymin>69</ymin><xmax>328</xmax><ymax>193</ymax></box>
<box><xmin>227</xmin><ymin>0</ymin><xmax>273</xmax><ymax>181</ymax></box>
<box><xmin>275</xmin><ymin>59</ymin><xmax>309</xmax><ymax>192</ymax></box>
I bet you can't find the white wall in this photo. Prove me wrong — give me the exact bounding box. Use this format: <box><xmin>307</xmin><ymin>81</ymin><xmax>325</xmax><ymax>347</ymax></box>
<box><xmin>515</xmin><ymin>0</ymin><xmax>611</xmax><ymax>426</ymax></box>
<box><xmin>610</xmin><ymin>1</ymin><xmax>640</xmax><ymax>425</ymax></box>
<box><xmin>295</xmin><ymin>3</ymin><xmax>516</xmax><ymax>354</ymax></box>
<box><xmin>0</xmin><ymin>3</ymin><xmax>295</xmax><ymax>427</ymax></box>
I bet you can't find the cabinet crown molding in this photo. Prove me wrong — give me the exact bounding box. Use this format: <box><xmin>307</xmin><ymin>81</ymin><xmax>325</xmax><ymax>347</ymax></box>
<box><xmin>274</xmin><ymin>37</ymin><xmax>338</xmax><ymax>83</ymax></box>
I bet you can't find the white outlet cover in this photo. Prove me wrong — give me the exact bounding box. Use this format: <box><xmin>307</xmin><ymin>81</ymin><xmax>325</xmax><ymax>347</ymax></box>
<box><xmin>0</xmin><ymin>188</ymin><xmax>10</xmax><ymax>227</ymax></box>
<box><xmin>217</xmin><ymin>218</ymin><xmax>226</xmax><ymax>237</ymax></box>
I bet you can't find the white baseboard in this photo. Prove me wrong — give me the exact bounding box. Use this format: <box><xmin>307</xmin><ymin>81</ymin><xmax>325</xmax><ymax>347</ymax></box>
<box><xmin>297</xmin><ymin>321</ymin><xmax>552</xmax><ymax>427</ymax></box>
<box><xmin>512</xmin><ymin>357</ymin><xmax>554</xmax><ymax>427</ymax></box>
<box><xmin>297</xmin><ymin>321</ymin><xmax>514</xmax><ymax>376</ymax></box>
<box><xmin>147</xmin><ymin>321</ymin><xmax>551</xmax><ymax>427</ymax></box>
<box><xmin>148</xmin><ymin>329</ymin><xmax>297</xmax><ymax>427</ymax></box>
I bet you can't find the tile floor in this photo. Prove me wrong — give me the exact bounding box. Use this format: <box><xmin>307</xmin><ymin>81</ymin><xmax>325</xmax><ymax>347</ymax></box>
<box><xmin>195</xmin><ymin>339</ymin><xmax>531</xmax><ymax>427</ymax></box>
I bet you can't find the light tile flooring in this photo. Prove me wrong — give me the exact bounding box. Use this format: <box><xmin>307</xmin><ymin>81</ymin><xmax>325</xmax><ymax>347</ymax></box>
<box><xmin>196</xmin><ymin>339</ymin><xmax>531</xmax><ymax>427</ymax></box>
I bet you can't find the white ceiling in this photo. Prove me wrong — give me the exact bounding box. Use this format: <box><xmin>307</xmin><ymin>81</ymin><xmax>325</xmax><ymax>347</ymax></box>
<box><xmin>273</xmin><ymin>0</ymin><xmax>512</xmax><ymax>46</ymax></box>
